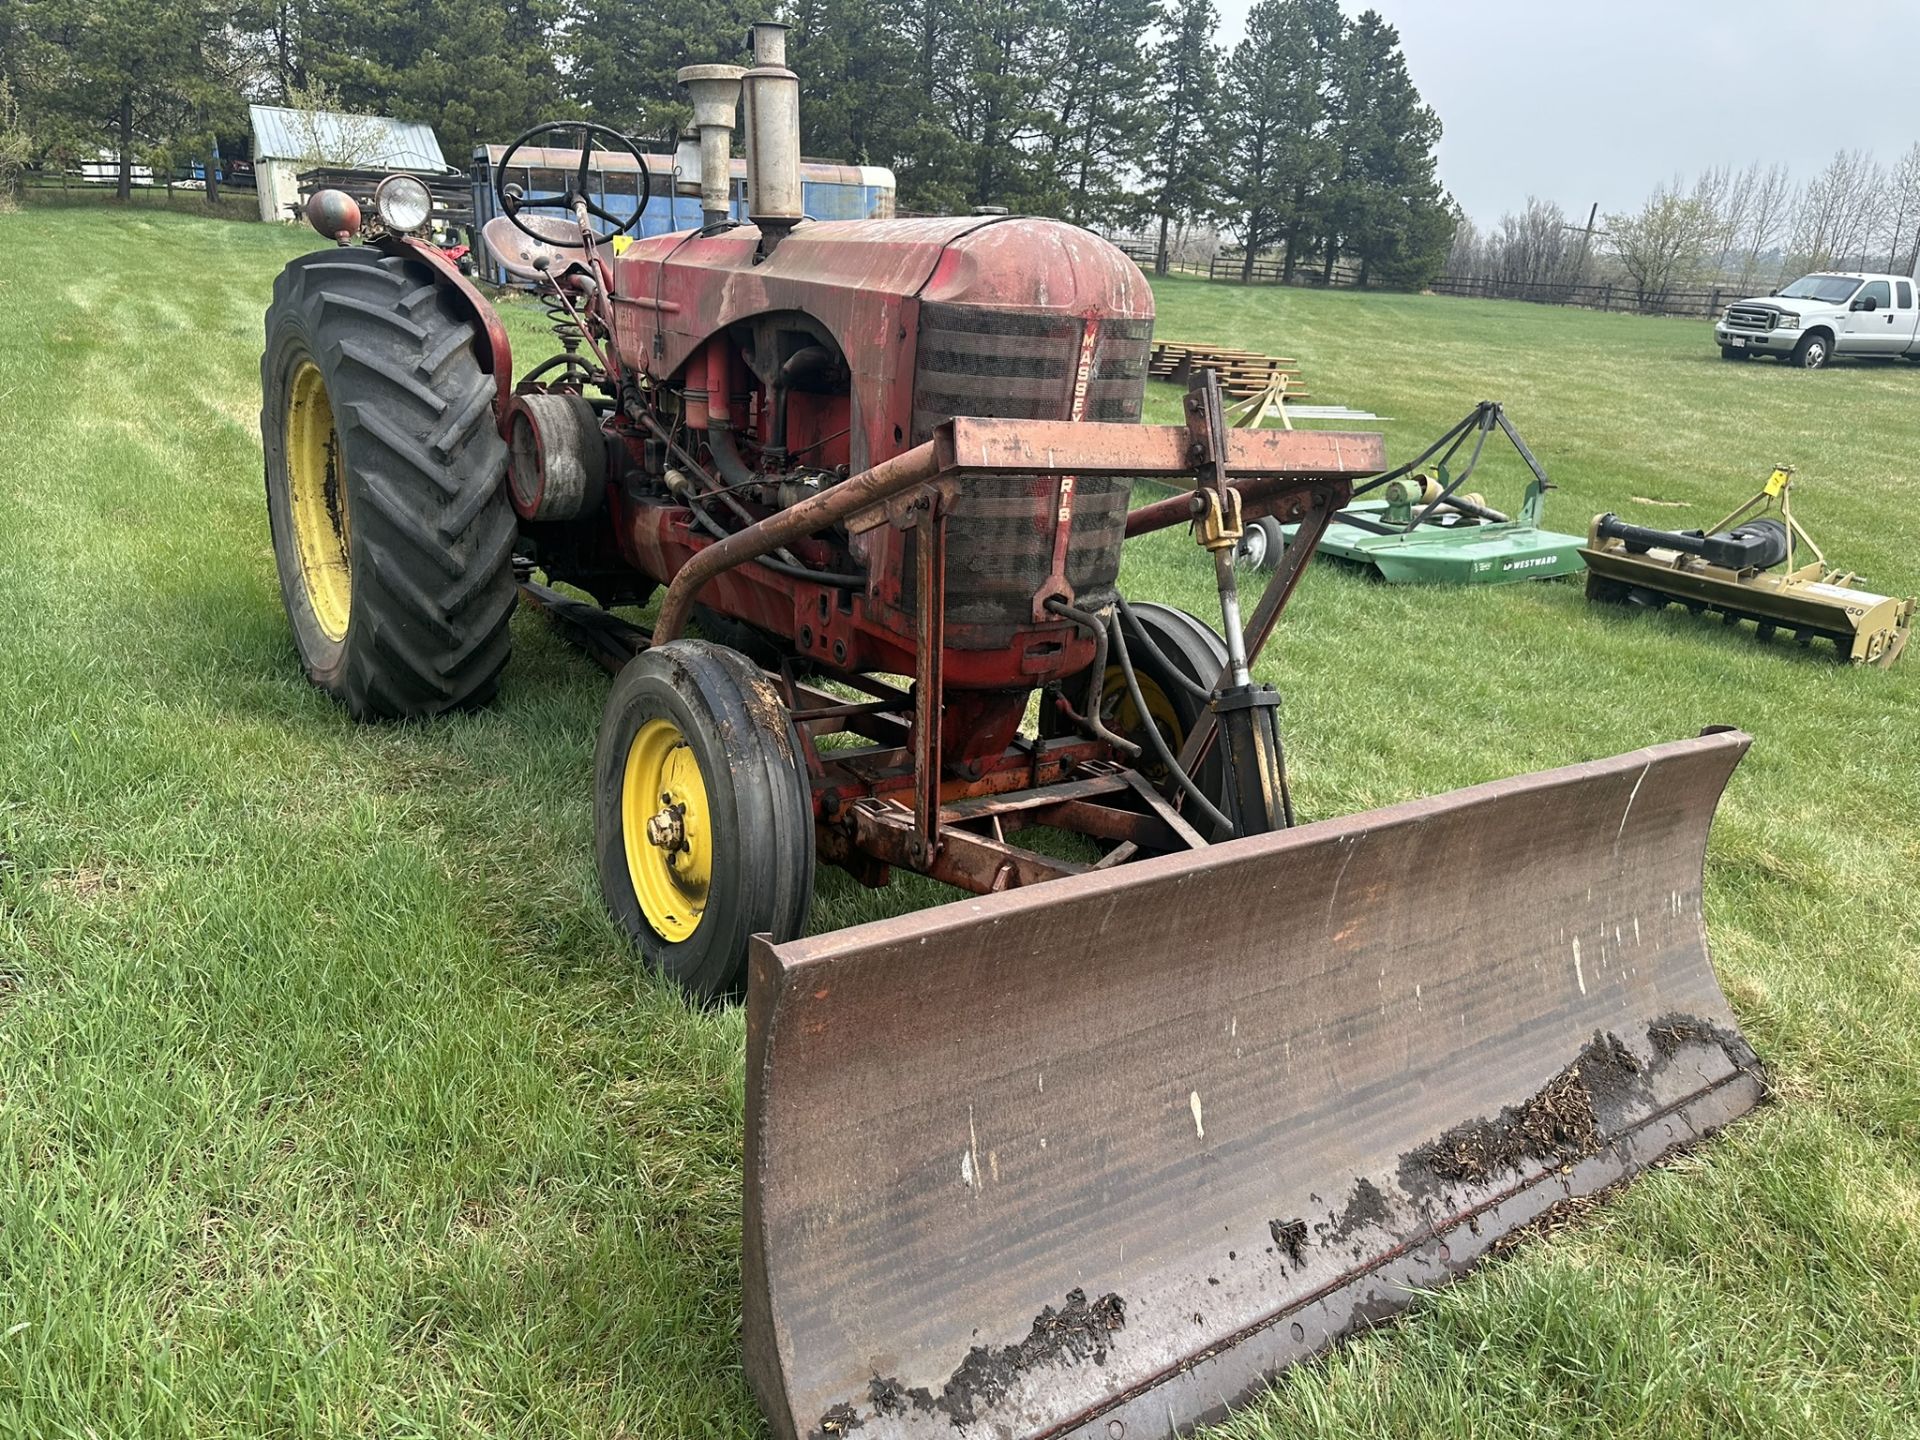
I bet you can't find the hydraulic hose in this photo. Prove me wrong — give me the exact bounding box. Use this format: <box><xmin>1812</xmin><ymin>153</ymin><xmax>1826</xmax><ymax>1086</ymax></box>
<box><xmin>1104</xmin><ymin>609</ymin><xmax>1234</xmax><ymax>838</ymax></box>
<box><xmin>705</xmin><ymin>418</ymin><xmax>759</xmax><ymax>487</ymax></box>
<box><xmin>1114</xmin><ymin>597</ymin><xmax>1293</xmax><ymax>832</ymax></box>
<box><xmin>1114</xmin><ymin>595</ymin><xmax>1215</xmax><ymax>702</ymax></box>
<box><xmin>1045</xmin><ymin>599</ymin><xmax>1142</xmax><ymax>758</ymax></box>
<box><xmin>683</xmin><ymin>499</ymin><xmax>866</xmax><ymax>588</ymax></box>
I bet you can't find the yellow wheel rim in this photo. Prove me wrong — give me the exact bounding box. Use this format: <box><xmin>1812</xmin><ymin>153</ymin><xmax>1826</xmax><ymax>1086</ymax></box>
<box><xmin>1102</xmin><ymin>666</ymin><xmax>1182</xmax><ymax>747</ymax></box>
<box><xmin>286</xmin><ymin>360</ymin><xmax>353</xmax><ymax>642</ymax></box>
<box><xmin>621</xmin><ymin>718</ymin><xmax>713</xmax><ymax>942</ymax></box>
<box><xmin>1102</xmin><ymin>667</ymin><xmax>1184</xmax><ymax>782</ymax></box>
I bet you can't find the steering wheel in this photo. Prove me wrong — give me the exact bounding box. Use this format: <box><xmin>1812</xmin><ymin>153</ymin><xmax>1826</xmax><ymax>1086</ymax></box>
<box><xmin>494</xmin><ymin>121</ymin><xmax>657</xmax><ymax>248</ymax></box>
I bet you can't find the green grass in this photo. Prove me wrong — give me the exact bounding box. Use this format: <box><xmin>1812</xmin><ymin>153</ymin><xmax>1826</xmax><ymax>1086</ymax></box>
<box><xmin>13</xmin><ymin>181</ymin><xmax>264</xmax><ymax>223</ymax></box>
<box><xmin>0</xmin><ymin>205</ymin><xmax>1915</xmax><ymax>1438</ymax></box>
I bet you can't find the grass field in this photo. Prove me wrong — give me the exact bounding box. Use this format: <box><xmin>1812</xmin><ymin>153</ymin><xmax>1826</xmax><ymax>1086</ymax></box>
<box><xmin>1</xmin><ymin>202</ymin><xmax>1916</xmax><ymax>1438</ymax></box>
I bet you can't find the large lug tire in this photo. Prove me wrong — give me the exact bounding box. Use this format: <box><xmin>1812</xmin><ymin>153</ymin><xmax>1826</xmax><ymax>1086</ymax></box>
<box><xmin>593</xmin><ymin>641</ymin><xmax>815</xmax><ymax>1001</ymax></box>
<box><xmin>261</xmin><ymin>246</ymin><xmax>516</xmax><ymax>718</ymax></box>
<box><xmin>1105</xmin><ymin>602</ymin><xmax>1233</xmax><ymax>827</ymax></box>
<box><xmin>1791</xmin><ymin>332</ymin><xmax>1832</xmax><ymax>369</ymax></box>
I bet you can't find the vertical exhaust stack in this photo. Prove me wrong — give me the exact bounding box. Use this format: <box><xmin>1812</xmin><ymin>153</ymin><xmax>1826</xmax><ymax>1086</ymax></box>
<box><xmin>676</xmin><ymin>64</ymin><xmax>745</xmax><ymax>229</ymax></box>
<box><xmin>741</xmin><ymin>20</ymin><xmax>803</xmax><ymax>252</ymax></box>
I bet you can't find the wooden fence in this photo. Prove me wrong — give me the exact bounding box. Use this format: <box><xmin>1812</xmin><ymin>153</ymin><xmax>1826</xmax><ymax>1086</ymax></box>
<box><xmin>1206</xmin><ymin>253</ymin><xmax>1364</xmax><ymax>287</ymax></box>
<box><xmin>1101</xmin><ymin>234</ymin><xmax>1742</xmax><ymax>320</ymax></box>
<box><xmin>1425</xmin><ymin>274</ymin><xmax>1738</xmax><ymax>318</ymax></box>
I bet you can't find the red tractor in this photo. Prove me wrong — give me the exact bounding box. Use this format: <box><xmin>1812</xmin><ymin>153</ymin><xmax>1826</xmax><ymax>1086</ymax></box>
<box><xmin>261</xmin><ymin>23</ymin><xmax>1762</xmax><ymax>1440</ymax></box>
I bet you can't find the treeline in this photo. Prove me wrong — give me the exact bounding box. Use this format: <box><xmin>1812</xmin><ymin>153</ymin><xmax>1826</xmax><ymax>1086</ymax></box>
<box><xmin>1450</xmin><ymin>145</ymin><xmax>1920</xmax><ymax>311</ymax></box>
<box><xmin>0</xmin><ymin>0</ymin><xmax>1455</xmax><ymax>287</ymax></box>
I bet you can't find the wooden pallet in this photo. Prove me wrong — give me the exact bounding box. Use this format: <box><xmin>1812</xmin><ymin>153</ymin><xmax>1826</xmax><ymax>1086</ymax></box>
<box><xmin>1147</xmin><ymin>340</ymin><xmax>1305</xmax><ymax>400</ymax></box>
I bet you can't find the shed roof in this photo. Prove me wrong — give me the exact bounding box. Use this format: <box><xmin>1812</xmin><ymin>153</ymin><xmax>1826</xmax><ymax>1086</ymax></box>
<box><xmin>249</xmin><ymin>104</ymin><xmax>447</xmax><ymax>170</ymax></box>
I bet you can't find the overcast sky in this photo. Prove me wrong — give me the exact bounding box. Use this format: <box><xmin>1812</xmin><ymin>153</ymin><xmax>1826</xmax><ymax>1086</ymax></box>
<box><xmin>1213</xmin><ymin>0</ymin><xmax>1917</xmax><ymax>225</ymax></box>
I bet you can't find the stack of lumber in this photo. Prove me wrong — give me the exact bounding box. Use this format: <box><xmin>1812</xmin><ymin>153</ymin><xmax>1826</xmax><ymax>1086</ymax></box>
<box><xmin>1148</xmin><ymin>341</ymin><xmax>1308</xmax><ymax>400</ymax></box>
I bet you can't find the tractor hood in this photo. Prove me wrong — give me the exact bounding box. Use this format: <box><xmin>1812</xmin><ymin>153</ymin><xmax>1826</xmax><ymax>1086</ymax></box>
<box><xmin>609</xmin><ymin>215</ymin><xmax>1153</xmax><ymax>471</ymax></box>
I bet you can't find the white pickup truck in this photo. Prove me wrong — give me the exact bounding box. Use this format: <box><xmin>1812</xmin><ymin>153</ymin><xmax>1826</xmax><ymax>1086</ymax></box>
<box><xmin>1715</xmin><ymin>271</ymin><xmax>1920</xmax><ymax>368</ymax></box>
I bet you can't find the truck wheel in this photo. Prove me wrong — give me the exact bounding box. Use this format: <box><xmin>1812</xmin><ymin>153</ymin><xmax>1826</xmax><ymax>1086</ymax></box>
<box><xmin>262</xmin><ymin>246</ymin><xmax>516</xmax><ymax>718</ymax></box>
<box><xmin>1791</xmin><ymin>332</ymin><xmax>1832</xmax><ymax>369</ymax></box>
<box><xmin>1106</xmin><ymin>603</ymin><xmax>1232</xmax><ymax>828</ymax></box>
<box><xmin>594</xmin><ymin>641</ymin><xmax>814</xmax><ymax>1001</ymax></box>
<box><xmin>1718</xmin><ymin>345</ymin><xmax>1751</xmax><ymax>361</ymax></box>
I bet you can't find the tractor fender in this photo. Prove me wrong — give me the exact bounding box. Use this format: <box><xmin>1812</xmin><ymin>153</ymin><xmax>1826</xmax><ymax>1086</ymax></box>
<box><xmin>371</xmin><ymin>232</ymin><xmax>514</xmax><ymax>421</ymax></box>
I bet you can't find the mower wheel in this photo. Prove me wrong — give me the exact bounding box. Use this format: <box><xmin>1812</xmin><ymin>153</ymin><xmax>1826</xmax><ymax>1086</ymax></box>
<box><xmin>1233</xmin><ymin>515</ymin><xmax>1287</xmax><ymax>570</ymax></box>
<box><xmin>262</xmin><ymin>246</ymin><xmax>515</xmax><ymax>718</ymax></box>
<box><xmin>1104</xmin><ymin>603</ymin><xmax>1232</xmax><ymax>832</ymax></box>
<box><xmin>594</xmin><ymin>641</ymin><xmax>814</xmax><ymax>1001</ymax></box>
<box><xmin>1791</xmin><ymin>332</ymin><xmax>1832</xmax><ymax>369</ymax></box>
<box><xmin>1586</xmin><ymin>573</ymin><xmax>1633</xmax><ymax>605</ymax></box>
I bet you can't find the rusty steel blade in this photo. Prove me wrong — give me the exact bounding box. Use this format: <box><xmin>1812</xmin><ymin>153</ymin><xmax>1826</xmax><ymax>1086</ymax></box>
<box><xmin>743</xmin><ymin>730</ymin><xmax>1764</xmax><ymax>1440</ymax></box>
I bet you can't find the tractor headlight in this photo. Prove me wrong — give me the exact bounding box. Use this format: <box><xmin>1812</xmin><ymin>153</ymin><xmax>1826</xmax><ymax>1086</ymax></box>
<box><xmin>374</xmin><ymin>173</ymin><xmax>433</xmax><ymax>233</ymax></box>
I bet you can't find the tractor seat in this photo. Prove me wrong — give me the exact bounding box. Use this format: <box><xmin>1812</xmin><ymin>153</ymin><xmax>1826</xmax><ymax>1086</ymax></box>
<box><xmin>482</xmin><ymin>213</ymin><xmax>594</xmax><ymax>283</ymax></box>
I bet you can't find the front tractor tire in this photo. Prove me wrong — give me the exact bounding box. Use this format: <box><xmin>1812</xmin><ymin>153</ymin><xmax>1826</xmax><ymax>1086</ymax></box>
<box><xmin>594</xmin><ymin>642</ymin><xmax>815</xmax><ymax>1002</ymax></box>
<box><xmin>262</xmin><ymin>246</ymin><xmax>516</xmax><ymax>718</ymax></box>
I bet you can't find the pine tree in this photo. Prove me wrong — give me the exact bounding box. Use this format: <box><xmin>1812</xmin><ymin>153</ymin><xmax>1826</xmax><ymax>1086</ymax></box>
<box><xmin>568</xmin><ymin>0</ymin><xmax>763</xmax><ymax>140</ymax></box>
<box><xmin>934</xmin><ymin>0</ymin><xmax>1065</xmax><ymax>212</ymax></box>
<box><xmin>1219</xmin><ymin>0</ymin><xmax>1340</xmax><ymax>282</ymax></box>
<box><xmin>21</xmin><ymin>0</ymin><xmax>240</xmax><ymax>199</ymax></box>
<box><xmin>1146</xmin><ymin>0</ymin><xmax>1222</xmax><ymax>273</ymax></box>
<box><xmin>1038</xmin><ymin>0</ymin><xmax>1160</xmax><ymax>228</ymax></box>
<box><xmin>390</xmin><ymin>0</ymin><xmax>568</xmax><ymax>158</ymax></box>
<box><xmin>789</xmin><ymin>0</ymin><xmax>922</xmax><ymax>171</ymax></box>
<box><xmin>1336</xmin><ymin>10</ymin><xmax>1450</xmax><ymax>288</ymax></box>
<box><xmin>234</xmin><ymin>0</ymin><xmax>565</xmax><ymax>158</ymax></box>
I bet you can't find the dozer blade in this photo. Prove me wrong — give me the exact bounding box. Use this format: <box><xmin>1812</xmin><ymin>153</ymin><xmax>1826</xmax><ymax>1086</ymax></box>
<box><xmin>743</xmin><ymin>730</ymin><xmax>1765</xmax><ymax>1440</ymax></box>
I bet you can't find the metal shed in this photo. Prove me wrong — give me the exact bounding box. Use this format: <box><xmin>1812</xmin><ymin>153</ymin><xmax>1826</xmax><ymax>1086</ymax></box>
<box><xmin>249</xmin><ymin>104</ymin><xmax>447</xmax><ymax>224</ymax></box>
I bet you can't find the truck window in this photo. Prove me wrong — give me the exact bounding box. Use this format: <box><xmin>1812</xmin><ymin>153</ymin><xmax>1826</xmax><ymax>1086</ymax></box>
<box><xmin>1780</xmin><ymin>274</ymin><xmax>1864</xmax><ymax>303</ymax></box>
<box><xmin>1860</xmin><ymin>280</ymin><xmax>1892</xmax><ymax>309</ymax></box>
<box><xmin>1900</xmin><ymin>281</ymin><xmax>1913</xmax><ymax>309</ymax></box>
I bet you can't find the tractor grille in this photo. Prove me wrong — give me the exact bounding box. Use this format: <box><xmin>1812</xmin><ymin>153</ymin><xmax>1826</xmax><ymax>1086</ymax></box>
<box><xmin>1725</xmin><ymin>305</ymin><xmax>1778</xmax><ymax>332</ymax></box>
<box><xmin>910</xmin><ymin>302</ymin><xmax>1151</xmax><ymax>637</ymax></box>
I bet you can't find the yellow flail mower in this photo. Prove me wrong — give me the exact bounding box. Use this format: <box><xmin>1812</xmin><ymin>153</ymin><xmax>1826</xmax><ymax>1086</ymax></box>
<box><xmin>1584</xmin><ymin>467</ymin><xmax>1912</xmax><ymax>666</ymax></box>
<box><xmin>256</xmin><ymin>23</ymin><xmax>1767</xmax><ymax>1438</ymax></box>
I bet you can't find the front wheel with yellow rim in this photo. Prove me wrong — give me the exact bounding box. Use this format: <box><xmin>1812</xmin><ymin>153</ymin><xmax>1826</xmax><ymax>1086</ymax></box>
<box><xmin>594</xmin><ymin>641</ymin><xmax>815</xmax><ymax>1001</ymax></box>
<box><xmin>1044</xmin><ymin>601</ymin><xmax>1234</xmax><ymax>842</ymax></box>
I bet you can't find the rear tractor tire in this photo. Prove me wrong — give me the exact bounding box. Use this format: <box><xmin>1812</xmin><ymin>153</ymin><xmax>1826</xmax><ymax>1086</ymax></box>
<box><xmin>261</xmin><ymin>246</ymin><xmax>516</xmax><ymax>718</ymax></box>
<box><xmin>593</xmin><ymin>641</ymin><xmax>815</xmax><ymax>1001</ymax></box>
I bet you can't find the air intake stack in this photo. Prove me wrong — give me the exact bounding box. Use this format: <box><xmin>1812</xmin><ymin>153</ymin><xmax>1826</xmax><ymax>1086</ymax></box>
<box><xmin>741</xmin><ymin>21</ymin><xmax>803</xmax><ymax>251</ymax></box>
<box><xmin>675</xmin><ymin>63</ymin><xmax>745</xmax><ymax>229</ymax></box>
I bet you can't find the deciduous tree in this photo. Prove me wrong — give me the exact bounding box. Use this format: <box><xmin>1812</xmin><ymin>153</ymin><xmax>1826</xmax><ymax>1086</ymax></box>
<box><xmin>1607</xmin><ymin>181</ymin><xmax>1717</xmax><ymax>310</ymax></box>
